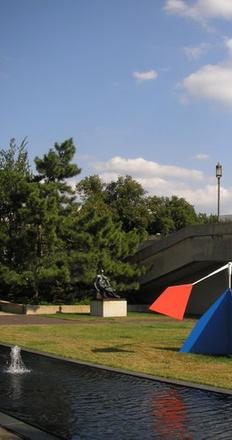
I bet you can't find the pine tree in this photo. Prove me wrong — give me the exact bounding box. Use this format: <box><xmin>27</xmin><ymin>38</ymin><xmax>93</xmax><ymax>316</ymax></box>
<box><xmin>0</xmin><ymin>138</ymin><xmax>81</xmax><ymax>302</ymax></box>
<box><xmin>0</xmin><ymin>139</ymin><xmax>34</xmax><ymax>300</ymax></box>
<box><xmin>35</xmin><ymin>138</ymin><xmax>81</xmax><ymax>183</ymax></box>
<box><xmin>0</xmin><ymin>138</ymin><xmax>144</xmax><ymax>303</ymax></box>
<box><xmin>28</xmin><ymin>138</ymin><xmax>81</xmax><ymax>301</ymax></box>
<box><xmin>62</xmin><ymin>198</ymin><xmax>143</xmax><ymax>298</ymax></box>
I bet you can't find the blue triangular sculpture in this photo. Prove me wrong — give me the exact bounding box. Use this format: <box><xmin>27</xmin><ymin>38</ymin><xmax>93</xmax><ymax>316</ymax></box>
<box><xmin>180</xmin><ymin>289</ymin><xmax>232</xmax><ymax>355</ymax></box>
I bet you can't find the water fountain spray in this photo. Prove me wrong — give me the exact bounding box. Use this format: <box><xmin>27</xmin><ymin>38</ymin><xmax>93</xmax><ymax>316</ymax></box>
<box><xmin>6</xmin><ymin>346</ymin><xmax>30</xmax><ymax>374</ymax></box>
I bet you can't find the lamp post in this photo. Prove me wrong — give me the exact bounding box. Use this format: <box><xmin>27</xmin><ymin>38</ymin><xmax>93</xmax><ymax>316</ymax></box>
<box><xmin>216</xmin><ymin>162</ymin><xmax>222</xmax><ymax>222</ymax></box>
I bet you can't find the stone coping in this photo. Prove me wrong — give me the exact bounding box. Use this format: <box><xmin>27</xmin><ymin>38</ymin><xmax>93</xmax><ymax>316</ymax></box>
<box><xmin>0</xmin><ymin>301</ymin><xmax>148</xmax><ymax>315</ymax></box>
<box><xmin>0</xmin><ymin>425</ymin><xmax>21</xmax><ymax>439</ymax></box>
<box><xmin>0</xmin><ymin>301</ymin><xmax>90</xmax><ymax>315</ymax></box>
<box><xmin>1</xmin><ymin>342</ymin><xmax>232</xmax><ymax>397</ymax></box>
<box><xmin>0</xmin><ymin>411</ymin><xmax>63</xmax><ymax>440</ymax></box>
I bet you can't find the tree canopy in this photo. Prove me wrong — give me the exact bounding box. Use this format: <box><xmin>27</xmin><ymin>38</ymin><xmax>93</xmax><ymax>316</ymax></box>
<box><xmin>0</xmin><ymin>139</ymin><xmax>143</xmax><ymax>303</ymax></box>
<box><xmin>0</xmin><ymin>138</ymin><xmax>217</xmax><ymax>304</ymax></box>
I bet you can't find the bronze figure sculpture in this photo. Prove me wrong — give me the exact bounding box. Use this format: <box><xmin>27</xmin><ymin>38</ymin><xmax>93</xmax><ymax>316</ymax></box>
<box><xmin>94</xmin><ymin>270</ymin><xmax>120</xmax><ymax>299</ymax></box>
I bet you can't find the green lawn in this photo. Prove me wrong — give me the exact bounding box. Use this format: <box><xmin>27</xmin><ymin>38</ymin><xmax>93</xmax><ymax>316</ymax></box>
<box><xmin>0</xmin><ymin>313</ymin><xmax>232</xmax><ymax>390</ymax></box>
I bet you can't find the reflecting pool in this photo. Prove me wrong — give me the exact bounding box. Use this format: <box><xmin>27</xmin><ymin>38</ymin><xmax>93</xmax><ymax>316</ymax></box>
<box><xmin>0</xmin><ymin>345</ymin><xmax>232</xmax><ymax>439</ymax></box>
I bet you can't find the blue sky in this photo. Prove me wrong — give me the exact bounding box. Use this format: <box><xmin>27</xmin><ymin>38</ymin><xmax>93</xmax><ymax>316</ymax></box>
<box><xmin>1</xmin><ymin>0</ymin><xmax>232</xmax><ymax>214</ymax></box>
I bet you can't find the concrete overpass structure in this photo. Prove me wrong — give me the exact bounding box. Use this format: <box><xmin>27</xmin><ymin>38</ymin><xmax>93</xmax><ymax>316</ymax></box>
<box><xmin>132</xmin><ymin>223</ymin><xmax>232</xmax><ymax>315</ymax></box>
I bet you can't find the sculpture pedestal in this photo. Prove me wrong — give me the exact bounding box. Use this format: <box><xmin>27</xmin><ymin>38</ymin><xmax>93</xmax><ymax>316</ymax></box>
<box><xmin>90</xmin><ymin>299</ymin><xmax>127</xmax><ymax>317</ymax></box>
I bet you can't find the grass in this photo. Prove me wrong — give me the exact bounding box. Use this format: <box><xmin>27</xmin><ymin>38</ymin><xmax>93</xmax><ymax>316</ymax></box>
<box><xmin>0</xmin><ymin>312</ymin><xmax>232</xmax><ymax>390</ymax></box>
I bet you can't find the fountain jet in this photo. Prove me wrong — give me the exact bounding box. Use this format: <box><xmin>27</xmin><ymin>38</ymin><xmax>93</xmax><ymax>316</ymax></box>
<box><xmin>6</xmin><ymin>346</ymin><xmax>30</xmax><ymax>374</ymax></box>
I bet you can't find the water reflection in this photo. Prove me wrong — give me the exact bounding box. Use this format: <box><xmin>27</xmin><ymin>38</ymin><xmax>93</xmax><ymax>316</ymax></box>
<box><xmin>1</xmin><ymin>345</ymin><xmax>232</xmax><ymax>440</ymax></box>
<box><xmin>8</xmin><ymin>374</ymin><xmax>23</xmax><ymax>401</ymax></box>
<box><xmin>152</xmin><ymin>388</ymin><xmax>192</xmax><ymax>439</ymax></box>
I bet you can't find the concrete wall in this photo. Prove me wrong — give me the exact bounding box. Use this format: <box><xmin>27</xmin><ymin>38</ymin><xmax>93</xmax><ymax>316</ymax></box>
<box><xmin>26</xmin><ymin>303</ymin><xmax>148</xmax><ymax>315</ymax></box>
<box><xmin>132</xmin><ymin>223</ymin><xmax>232</xmax><ymax>315</ymax></box>
<box><xmin>135</xmin><ymin>223</ymin><xmax>232</xmax><ymax>284</ymax></box>
<box><xmin>0</xmin><ymin>301</ymin><xmax>90</xmax><ymax>315</ymax></box>
<box><xmin>0</xmin><ymin>301</ymin><xmax>150</xmax><ymax>315</ymax></box>
<box><xmin>0</xmin><ymin>300</ymin><xmax>25</xmax><ymax>314</ymax></box>
<box><xmin>26</xmin><ymin>304</ymin><xmax>90</xmax><ymax>315</ymax></box>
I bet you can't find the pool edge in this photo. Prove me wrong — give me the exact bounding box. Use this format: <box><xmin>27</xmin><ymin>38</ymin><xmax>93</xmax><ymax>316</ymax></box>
<box><xmin>1</xmin><ymin>341</ymin><xmax>232</xmax><ymax>397</ymax></box>
<box><xmin>0</xmin><ymin>410</ymin><xmax>63</xmax><ymax>440</ymax></box>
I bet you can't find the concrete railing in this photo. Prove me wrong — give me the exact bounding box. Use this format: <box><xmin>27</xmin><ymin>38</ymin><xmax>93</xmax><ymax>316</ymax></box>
<box><xmin>134</xmin><ymin>223</ymin><xmax>232</xmax><ymax>262</ymax></box>
<box><xmin>132</xmin><ymin>223</ymin><xmax>232</xmax><ymax>287</ymax></box>
<box><xmin>129</xmin><ymin>222</ymin><xmax>232</xmax><ymax>315</ymax></box>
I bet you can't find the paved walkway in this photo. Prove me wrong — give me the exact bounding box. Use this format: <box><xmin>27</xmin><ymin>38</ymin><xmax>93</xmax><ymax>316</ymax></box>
<box><xmin>0</xmin><ymin>313</ymin><xmax>159</xmax><ymax>326</ymax></box>
<box><xmin>0</xmin><ymin>312</ymin><xmax>14</xmax><ymax>316</ymax></box>
<box><xmin>0</xmin><ymin>314</ymin><xmax>80</xmax><ymax>325</ymax></box>
<box><xmin>0</xmin><ymin>313</ymin><xmax>131</xmax><ymax>325</ymax></box>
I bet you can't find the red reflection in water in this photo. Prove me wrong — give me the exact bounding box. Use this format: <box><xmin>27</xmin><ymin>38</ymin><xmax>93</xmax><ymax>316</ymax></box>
<box><xmin>152</xmin><ymin>389</ymin><xmax>193</xmax><ymax>440</ymax></box>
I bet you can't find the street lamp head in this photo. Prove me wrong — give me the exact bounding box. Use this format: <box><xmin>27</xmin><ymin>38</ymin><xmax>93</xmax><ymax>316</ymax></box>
<box><xmin>216</xmin><ymin>162</ymin><xmax>222</xmax><ymax>178</ymax></box>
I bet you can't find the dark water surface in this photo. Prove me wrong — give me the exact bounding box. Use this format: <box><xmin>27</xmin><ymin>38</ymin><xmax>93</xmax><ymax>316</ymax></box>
<box><xmin>0</xmin><ymin>345</ymin><xmax>232</xmax><ymax>439</ymax></box>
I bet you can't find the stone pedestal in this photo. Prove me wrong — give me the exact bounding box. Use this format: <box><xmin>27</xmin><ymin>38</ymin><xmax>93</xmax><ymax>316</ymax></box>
<box><xmin>90</xmin><ymin>299</ymin><xmax>127</xmax><ymax>317</ymax></box>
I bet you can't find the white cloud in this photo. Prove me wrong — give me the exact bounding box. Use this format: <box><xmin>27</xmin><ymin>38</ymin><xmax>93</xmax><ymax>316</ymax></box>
<box><xmin>165</xmin><ymin>0</ymin><xmax>199</xmax><ymax>20</ymax></box>
<box><xmin>165</xmin><ymin>0</ymin><xmax>232</xmax><ymax>22</ymax></box>
<box><xmin>184</xmin><ymin>43</ymin><xmax>209</xmax><ymax>60</ymax></box>
<box><xmin>182</xmin><ymin>64</ymin><xmax>232</xmax><ymax>106</ymax></box>
<box><xmin>171</xmin><ymin>184</ymin><xmax>232</xmax><ymax>214</ymax></box>
<box><xmin>194</xmin><ymin>153</ymin><xmax>210</xmax><ymax>160</ymax></box>
<box><xmin>141</xmin><ymin>180</ymin><xmax>232</xmax><ymax>214</ymax></box>
<box><xmin>94</xmin><ymin>156</ymin><xmax>205</xmax><ymax>181</ymax></box>
<box><xmin>181</xmin><ymin>39</ymin><xmax>232</xmax><ymax>106</ymax></box>
<box><xmin>85</xmin><ymin>155</ymin><xmax>232</xmax><ymax>214</ymax></box>
<box><xmin>132</xmin><ymin>70</ymin><xmax>158</xmax><ymax>82</ymax></box>
<box><xmin>225</xmin><ymin>38</ymin><xmax>232</xmax><ymax>55</ymax></box>
<box><xmin>92</xmin><ymin>156</ymin><xmax>226</xmax><ymax>213</ymax></box>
